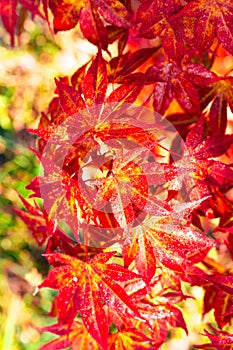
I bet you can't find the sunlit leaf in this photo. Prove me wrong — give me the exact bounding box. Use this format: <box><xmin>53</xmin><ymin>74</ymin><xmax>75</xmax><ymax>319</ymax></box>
<box><xmin>179</xmin><ymin>0</ymin><xmax>233</xmax><ymax>55</ymax></box>
<box><xmin>51</xmin><ymin>0</ymin><xmax>131</xmax><ymax>47</ymax></box>
<box><xmin>55</xmin><ymin>79</ymin><xmax>86</xmax><ymax>116</ymax></box>
<box><xmin>203</xmin><ymin>328</ymin><xmax>233</xmax><ymax>350</ymax></box>
<box><xmin>40</xmin><ymin>252</ymin><xmax>142</xmax><ymax>348</ymax></box>
<box><xmin>39</xmin><ymin>322</ymin><xmax>100</xmax><ymax>350</ymax></box>
<box><xmin>107</xmin><ymin>47</ymin><xmax>160</xmax><ymax>83</ymax></box>
<box><xmin>82</xmin><ymin>48</ymin><xmax>108</xmax><ymax>106</ymax></box>
<box><xmin>109</xmin><ymin>329</ymin><xmax>153</xmax><ymax>349</ymax></box>
<box><xmin>124</xmin><ymin>218</ymin><xmax>214</xmax><ymax>272</ymax></box>
<box><xmin>137</xmin><ymin>301</ymin><xmax>187</xmax><ymax>346</ymax></box>
<box><xmin>14</xmin><ymin>195</ymin><xmax>50</xmax><ymax>245</ymax></box>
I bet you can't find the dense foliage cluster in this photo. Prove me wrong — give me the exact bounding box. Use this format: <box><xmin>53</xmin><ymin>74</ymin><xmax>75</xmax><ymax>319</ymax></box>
<box><xmin>2</xmin><ymin>0</ymin><xmax>233</xmax><ymax>348</ymax></box>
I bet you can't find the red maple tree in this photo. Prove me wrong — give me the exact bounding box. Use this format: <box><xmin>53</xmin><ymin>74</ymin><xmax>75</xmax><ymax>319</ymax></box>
<box><xmin>2</xmin><ymin>0</ymin><xmax>233</xmax><ymax>348</ymax></box>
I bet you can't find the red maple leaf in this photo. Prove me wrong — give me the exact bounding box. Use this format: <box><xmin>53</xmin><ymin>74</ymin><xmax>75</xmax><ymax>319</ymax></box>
<box><xmin>109</xmin><ymin>328</ymin><xmax>153</xmax><ymax>350</ymax></box>
<box><xmin>146</xmin><ymin>62</ymin><xmax>205</xmax><ymax>114</ymax></box>
<box><xmin>184</xmin><ymin>116</ymin><xmax>233</xmax><ymax>205</ymax></box>
<box><xmin>137</xmin><ymin>300</ymin><xmax>187</xmax><ymax>347</ymax></box>
<box><xmin>39</xmin><ymin>322</ymin><xmax>99</xmax><ymax>350</ymax></box>
<box><xmin>107</xmin><ymin>47</ymin><xmax>160</xmax><ymax>84</ymax></box>
<box><xmin>179</xmin><ymin>0</ymin><xmax>233</xmax><ymax>55</ymax></box>
<box><xmin>123</xmin><ymin>217</ymin><xmax>214</xmax><ymax>274</ymax></box>
<box><xmin>50</xmin><ymin>0</ymin><xmax>131</xmax><ymax>49</ymax></box>
<box><xmin>203</xmin><ymin>328</ymin><xmax>233</xmax><ymax>350</ymax></box>
<box><xmin>14</xmin><ymin>194</ymin><xmax>51</xmax><ymax>245</ymax></box>
<box><xmin>198</xmin><ymin>77</ymin><xmax>233</xmax><ymax>135</ymax></box>
<box><xmin>39</xmin><ymin>252</ymin><xmax>143</xmax><ymax>349</ymax></box>
<box><xmin>136</xmin><ymin>0</ymin><xmax>184</xmax><ymax>63</ymax></box>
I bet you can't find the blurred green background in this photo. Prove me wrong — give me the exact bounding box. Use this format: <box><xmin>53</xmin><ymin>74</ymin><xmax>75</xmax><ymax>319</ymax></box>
<box><xmin>0</xmin><ymin>14</ymin><xmax>97</xmax><ymax>349</ymax></box>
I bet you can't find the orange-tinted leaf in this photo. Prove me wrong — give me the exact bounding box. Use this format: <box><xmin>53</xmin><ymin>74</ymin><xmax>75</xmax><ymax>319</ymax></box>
<box><xmin>52</xmin><ymin>0</ymin><xmax>131</xmax><ymax>47</ymax></box>
<box><xmin>125</xmin><ymin>219</ymin><xmax>214</xmax><ymax>272</ymax></box>
<box><xmin>109</xmin><ymin>329</ymin><xmax>153</xmax><ymax>350</ymax></box>
<box><xmin>151</xmin><ymin>224</ymin><xmax>213</xmax><ymax>270</ymax></box>
<box><xmin>136</xmin><ymin>234</ymin><xmax>156</xmax><ymax>282</ymax></box>
<box><xmin>107</xmin><ymin>78</ymin><xmax>145</xmax><ymax>104</ymax></box>
<box><xmin>53</xmin><ymin>1</ymin><xmax>82</xmax><ymax>32</ymax></box>
<box><xmin>39</xmin><ymin>322</ymin><xmax>100</xmax><ymax>350</ymax></box>
<box><xmin>82</xmin><ymin>49</ymin><xmax>108</xmax><ymax>106</ymax></box>
<box><xmin>92</xmin><ymin>0</ymin><xmax>132</xmax><ymax>28</ymax></box>
<box><xmin>94</xmin><ymin>156</ymin><xmax>148</xmax><ymax>228</ymax></box>
<box><xmin>14</xmin><ymin>195</ymin><xmax>50</xmax><ymax>245</ymax></box>
<box><xmin>40</xmin><ymin>252</ymin><xmax>142</xmax><ymax>348</ymax></box>
<box><xmin>180</xmin><ymin>0</ymin><xmax>233</xmax><ymax>55</ymax></box>
<box><xmin>71</xmin><ymin>62</ymin><xmax>89</xmax><ymax>92</ymax></box>
<box><xmin>55</xmin><ymin>79</ymin><xmax>85</xmax><ymax>115</ymax></box>
<box><xmin>80</xmin><ymin>5</ymin><xmax>108</xmax><ymax>50</ymax></box>
<box><xmin>158</xmin><ymin>268</ymin><xmax>184</xmax><ymax>297</ymax></box>
<box><xmin>123</xmin><ymin>233</ymin><xmax>156</xmax><ymax>283</ymax></box>
<box><xmin>46</xmin><ymin>96</ymin><xmax>66</xmax><ymax>126</ymax></box>
<box><xmin>28</xmin><ymin>125</ymin><xmax>58</xmax><ymax>142</ymax></box>
<box><xmin>108</xmin><ymin>47</ymin><xmax>160</xmax><ymax>83</ymax></box>
<box><xmin>137</xmin><ymin>302</ymin><xmax>187</xmax><ymax>346</ymax></box>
